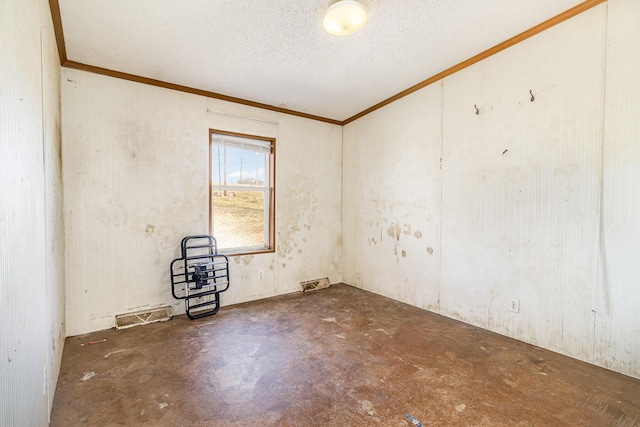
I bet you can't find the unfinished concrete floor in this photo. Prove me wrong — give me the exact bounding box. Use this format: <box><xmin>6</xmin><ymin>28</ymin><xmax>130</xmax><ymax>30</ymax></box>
<box><xmin>51</xmin><ymin>284</ymin><xmax>640</xmax><ymax>426</ymax></box>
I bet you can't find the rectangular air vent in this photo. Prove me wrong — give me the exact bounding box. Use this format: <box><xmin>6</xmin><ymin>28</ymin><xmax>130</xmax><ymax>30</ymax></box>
<box><xmin>115</xmin><ymin>306</ymin><xmax>172</xmax><ymax>330</ymax></box>
<box><xmin>301</xmin><ymin>277</ymin><xmax>331</xmax><ymax>292</ymax></box>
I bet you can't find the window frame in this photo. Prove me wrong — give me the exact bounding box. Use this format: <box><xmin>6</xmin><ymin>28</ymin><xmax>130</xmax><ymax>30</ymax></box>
<box><xmin>209</xmin><ymin>129</ymin><xmax>276</xmax><ymax>256</ymax></box>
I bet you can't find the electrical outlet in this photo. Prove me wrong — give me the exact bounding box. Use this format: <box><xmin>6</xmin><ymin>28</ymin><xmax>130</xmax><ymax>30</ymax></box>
<box><xmin>258</xmin><ymin>270</ymin><xmax>264</xmax><ymax>280</ymax></box>
<box><xmin>509</xmin><ymin>299</ymin><xmax>520</xmax><ymax>313</ymax></box>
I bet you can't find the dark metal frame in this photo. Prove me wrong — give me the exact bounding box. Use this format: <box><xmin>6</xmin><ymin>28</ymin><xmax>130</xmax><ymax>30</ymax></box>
<box><xmin>170</xmin><ymin>235</ymin><xmax>230</xmax><ymax>319</ymax></box>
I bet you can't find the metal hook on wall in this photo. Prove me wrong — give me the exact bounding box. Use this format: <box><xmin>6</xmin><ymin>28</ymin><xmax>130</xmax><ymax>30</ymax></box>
<box><xmin>474</xmin><ymin>105</ymin><xmax>479</xmax><ymax>115</ymax></box>
<box><xmin>529</xmin><ymin>90</ymin><xmax>535</xmax><ymax>102</ymax></box>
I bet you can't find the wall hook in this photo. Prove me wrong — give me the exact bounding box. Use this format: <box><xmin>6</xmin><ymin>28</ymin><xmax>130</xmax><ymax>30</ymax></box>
<box><xmin>474</xmin><ymin>105</ymin><xmax>479</xmax><ymax>115</ymax></box>
<box><xmin>530</xmin><ymin>90</ymin><xmax>535</xmax><ymax>102</ymax></box>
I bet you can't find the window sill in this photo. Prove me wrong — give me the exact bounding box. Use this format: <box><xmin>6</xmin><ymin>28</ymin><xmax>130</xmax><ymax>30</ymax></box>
<box><xmin>219</xmin><ymin>247</ymin><xmax>275</xmax><ymax>257</ymax></box>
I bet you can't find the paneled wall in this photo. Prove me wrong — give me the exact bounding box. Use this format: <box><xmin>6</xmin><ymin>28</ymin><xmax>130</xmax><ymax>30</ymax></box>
<box><xmin>343</xmin><ymin>1</ymin><xmax>640</xmax><ymax>379</ymax></box>
<box><xmin>439</xmin><ymin>6</ymin><xmax>604</xmax><ymax>361</ymax></box>
<box><xmin>595</xmin><ymin>0</ymin><xmax>640</xmax><ymax>377</ymax></box>
<box><xmin>2</xmin><ymin>1</ymin><xmax>636</xmax><ymax>424</ymax></box>
<box><xmin>42</xmin><ymin>0</ymin><xmax>66</xmax><ymax>412</ymax></box>
<box><xmin>342</xmin><ymin>83</ymin><xmax>443</xmax><ymax>310</ymax></box>
<box><xmin>0</xmin><ymin>0</ymin><xmax>65</xmax><ymax>424</ymax></box>
<box><xmin>62</xmin><ymin>71</ymin><xmax>342</xmax><ymax>335</ymax></box>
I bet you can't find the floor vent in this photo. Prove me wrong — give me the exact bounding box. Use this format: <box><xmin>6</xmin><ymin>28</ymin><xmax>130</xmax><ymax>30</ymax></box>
<box><xmin>115</xmin><ymin>306</ymin><xmax>172</xmax><ymax>330</ymax></box>
<box><xmin>301</xmin><ymin>277</ymin><xmax>331</xmax><ymax>292</ymax></box>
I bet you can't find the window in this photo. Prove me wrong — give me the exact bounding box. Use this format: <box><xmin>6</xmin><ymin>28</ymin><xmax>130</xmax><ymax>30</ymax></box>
<box><xmin>209</xmin><ymin>130</ymin><xmax>275</xmax><ymax>254</ymax></box>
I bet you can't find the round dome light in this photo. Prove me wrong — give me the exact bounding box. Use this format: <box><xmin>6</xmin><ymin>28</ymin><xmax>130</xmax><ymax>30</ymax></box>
<box><xmin>323</xmin><ymin>1</ymin><xmax>368</xmax><ymax>36</ymax></box>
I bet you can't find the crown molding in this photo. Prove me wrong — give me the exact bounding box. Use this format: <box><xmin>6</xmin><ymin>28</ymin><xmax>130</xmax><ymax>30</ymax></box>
<box><xmin>48</xmin><ymin>0</ymin><xmax>606</xmax><ymax>126</ymax></box>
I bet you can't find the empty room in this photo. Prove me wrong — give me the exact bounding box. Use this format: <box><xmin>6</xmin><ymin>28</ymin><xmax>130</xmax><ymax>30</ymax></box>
<box><xmin>2</xmin><ymin>0</ymin><xmax>640</xmax><ymax>425</ymax></box>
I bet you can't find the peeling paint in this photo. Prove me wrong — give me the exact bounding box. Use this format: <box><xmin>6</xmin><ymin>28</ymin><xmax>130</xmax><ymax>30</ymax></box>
<box><xmin>414</xmin><ymin>231</ymin><xmax>423</xmax><ymax>239</ymax></box>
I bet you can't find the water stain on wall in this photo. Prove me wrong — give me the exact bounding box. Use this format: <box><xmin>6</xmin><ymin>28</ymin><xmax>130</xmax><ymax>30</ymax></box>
<box><xmin>386</xmin><ymin>222</ymin><xmax>407</xmax><ymax>262</ymax></box>
<box><xmin>233</xmin><ymin>255</ymin><xmax>254</xmax><ymax>266</ymax></box>
<box><xmin>387</xmin><ymin>224</ymin><xmax>401</xmax><ymax>241</ymax></box>
<box><xmin>278</xmin><ymin>177</ymin><xmax>319</xmax><ymax>265</ymax></box>
<box><xmin>278</xmin><ymin>225</ymin><xmax>301</xmax><ymax>259</ymax></box>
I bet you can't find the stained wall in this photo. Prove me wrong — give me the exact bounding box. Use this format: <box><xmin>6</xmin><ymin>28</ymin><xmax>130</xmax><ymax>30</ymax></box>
<box><xmin>0</xmin><ymin>0</ymin><xmax>66</xmax><ymax>424</ymax></box>
<box><xmin>62</xmin><ymin>72</ymin><xmax>342</xmax><ymax>335</ymax></box>
<box><xmin>343</xmin><ymin>1</ymin><xmax>640</xmax><ymax>379</ymax></box>
<box><xmin>595</xmin><ymin>0</ymin><xmax>640</xmax><ymax>377</ymax></box>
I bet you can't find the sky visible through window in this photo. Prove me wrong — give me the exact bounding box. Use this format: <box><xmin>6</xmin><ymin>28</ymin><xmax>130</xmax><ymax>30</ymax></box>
<box><xmin>211</xmin><ymin>146</ymin><xmax>266</xmax><ymax>186</ymax></box>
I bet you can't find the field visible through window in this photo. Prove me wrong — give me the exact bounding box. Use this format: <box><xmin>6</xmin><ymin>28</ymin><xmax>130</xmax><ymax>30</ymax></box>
<box><xmin>212</xmin><ymin>190</ymin><xmax>265</xmax><ymax>250</ymax></box>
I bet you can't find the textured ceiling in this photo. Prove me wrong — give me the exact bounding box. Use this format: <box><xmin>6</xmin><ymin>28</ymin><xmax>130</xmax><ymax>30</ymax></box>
<box><xmin>57</xmin><ymin>0</ymin><xmax>588</xmax><ymax>122</ymax></box>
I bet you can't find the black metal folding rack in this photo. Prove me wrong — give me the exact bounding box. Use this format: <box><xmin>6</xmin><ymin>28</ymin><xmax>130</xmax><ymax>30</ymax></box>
<box><xmin>170</xmin><ymin>235</ymin><xmax>229</xmax><ymax>319</ymax></box>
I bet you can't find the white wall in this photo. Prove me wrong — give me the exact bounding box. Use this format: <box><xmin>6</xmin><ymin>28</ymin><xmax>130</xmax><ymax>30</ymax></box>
<box><xmin>62</xmin><ymin>72</ymin><xmax>342</xmax><ymax>335</ymax></box>
<box><xmin>42</xmin><ymin>0</ymin><xmax>66</xmax><ymax>414</ymax></box>
<box><xmin>343</xmin><ymin>1</ymin><xmax>640</xmax><ymax>379</ymax></box>
<box><xmin>595</xmin><ymin>0</ymin><xmax>640</xmax><ymax>377</ymax></box>
<box><xmin>342</xmin><ymin>82</ymin><xmax>443</xmax><ymax>310</ymax></box>
<box><xmin>0</xmin><ymin>0</ymin><xmax>65</xmax><ymax>424</ymax></box>
<box><xmin>439</xmin><ymin>6</ymin><xmax>604</xmax><ymax>361</ymax></box>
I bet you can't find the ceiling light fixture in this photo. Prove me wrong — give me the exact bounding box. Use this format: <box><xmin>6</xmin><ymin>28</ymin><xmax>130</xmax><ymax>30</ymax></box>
<box><xmin>323</xmin><ymin>0</ymin><xmax>368</xmax><ymax>36</ymax></box>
